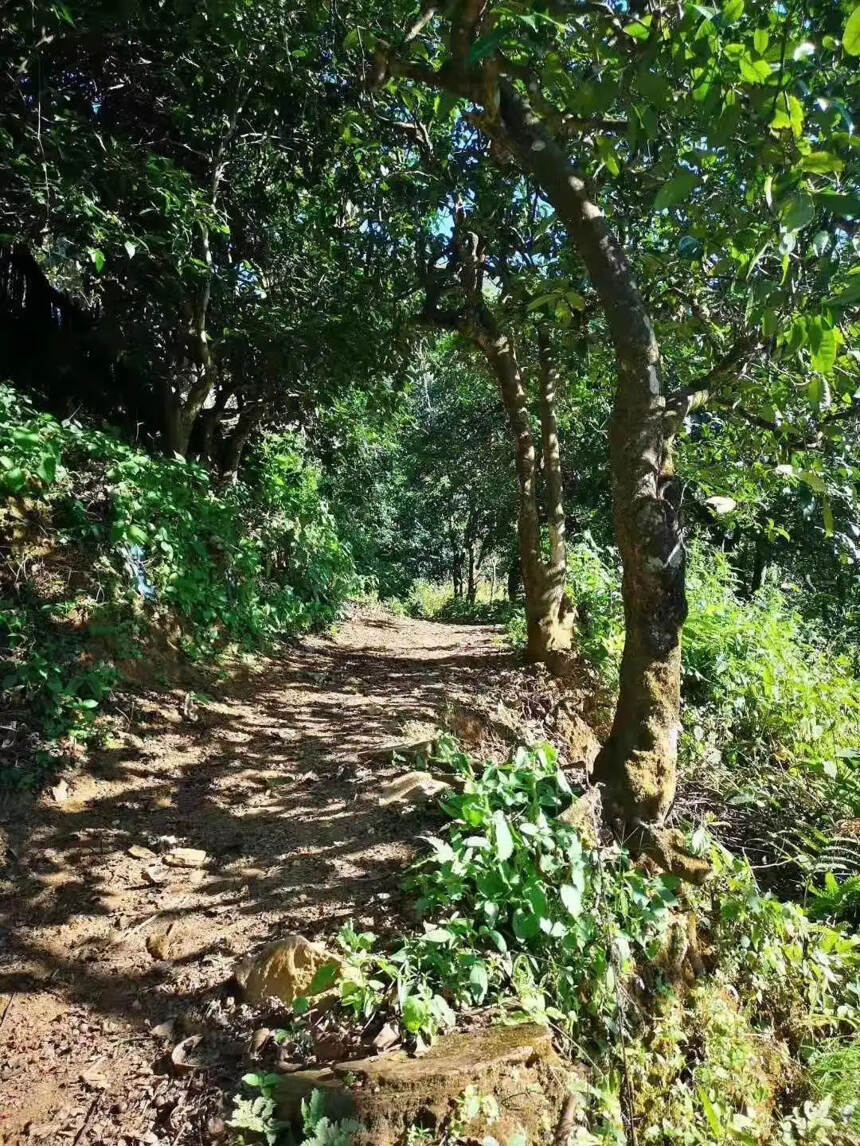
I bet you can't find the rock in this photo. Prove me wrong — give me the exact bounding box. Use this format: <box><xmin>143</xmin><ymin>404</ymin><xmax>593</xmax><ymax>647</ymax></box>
<box><xmin>377</xmin><ymin>771</ymin><xmax>449</xmax><ymax>807</ymax></box>
<box><xmin>164</xmin><ymin>847</ymin><xmax>208</xmax><ymax>868</ymax></box>
<box><xmin>556</xmin><ymin>708</ymin><xmax>601</xmax><ymax>771</ymax></box>
<box><xmin>234</xmin><ymin>935</ymin><xmax>343</xmax><ymax>1007</ymax></box>
<box><xmin>372</xmin><ymin>1022</ymin><xmax>399</xmax><ymax>1052</ymax></box>
<box><xmin>51</xmin><ymin>780</ymin><xmax>70</xmax><ymax>803</ymax></box>
<box><xmin>446</xmin><ymin>699</ymin><xmax>525</xmax><ymax>748</ymax></box>
<box><xmin>128</xmin><ymin>844</ymin><xmax>157</xmax><ymax>860</ymax></box>
<box><xmin>146</xmin><ymin>927</ymin><xmax>175</xmax><ymax>961</ymax></box>
<box><xmin>558</xmin><ymin>788</ymin><xmax>602</xmax><ymax>848</ymax></box>
<box><xmin>275</xmin><ymin>1023</ymin><xmax>581</xmax><ymax>1146</ymax></box>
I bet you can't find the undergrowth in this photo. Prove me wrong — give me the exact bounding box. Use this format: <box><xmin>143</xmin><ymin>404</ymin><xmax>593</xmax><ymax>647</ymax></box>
<box><xmin>231</xmin><ymin>739</ymin><xmax>860</xmax><ymax>1145</ymax></box>
<box><xmin>501</xmin><ymin>535</ymin><xmax>860</xmax><ymax>890</ymax></box>
<box><xmin>0</xmin><ymin>383</ymin><xmax>355</xmax><ymax>786</ymax></box>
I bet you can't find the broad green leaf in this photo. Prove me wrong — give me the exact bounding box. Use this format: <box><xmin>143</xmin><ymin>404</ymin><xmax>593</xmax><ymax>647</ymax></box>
<box><xmin>739</xmin><ymin>55</ymin><xmax>772</xmax><ymax>83</ymax></box>
<box><xmin>468</xmin><ymin>962</ymin><xmax>489</xmax><ymax>1003</ymax></box>
<box><xmin>844</xmin><ymin>6</ymin><xmax>860</xmax><ymax>55</ymax></box>
<box><xmin>816</xmin><ymin>191</ymin><xmax>860</xmax><ymax>218</ymax></box>
<box><xmin>654</xmin><ymin>169</ymin><xmax>700</xmax><ymax>211</ymax></box>
<box><xmin>800</xmin><ymin>152</ymin><xmax>844</xmax><ymax>176</ymax></box>
<box><xmin>753</xmin><ymin>28</ymin><xmax>769</xmax><ymax>53</ymax></box>
<box><xmin>512</xmin><ymin>909</ymin><xmax>540</xmax><ymax>940</ymax></box>
<box><xmin>809</xmin><ymin>325</ymin><xmax>838</xmax><ymax>374</ymax></box>
<box><xmin>88</xmin><ymin>247</ymin><xmax>106</xmax><ymax>273</ymax></box>
<box><xmin>492</xmin><ymin>810</ymin><xmax>514</xmax><ymax>862</ymax></box>
<box><xmin>624</xmin><ymin>18</ymin><xmax>652</xmax><ymax>41</ymax></box>
<box><xmin>560</xmin><ymin>883</ymin><xmax>582</xmax><ymax>916</ymax></box>
<box><xmin>780</xmin><ymin>194</ymin><xmax>815</xmax><ymax>233</ymax></box>
<box><xmin>307</xmin><ymin>961</ymin><xmax>340</xmax><ymax>995</ymax></box>
<box><xmin>722</xmin><ymin>0</ymin><xmax>744</xmax><ymax>24</ymax></box>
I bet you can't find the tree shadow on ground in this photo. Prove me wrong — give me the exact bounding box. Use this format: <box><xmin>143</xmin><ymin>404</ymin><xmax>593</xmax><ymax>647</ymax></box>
<box><xmin>0</xmin><ymin>617</ymin><xmax>513</xmax><ymax>1141</ymax></box>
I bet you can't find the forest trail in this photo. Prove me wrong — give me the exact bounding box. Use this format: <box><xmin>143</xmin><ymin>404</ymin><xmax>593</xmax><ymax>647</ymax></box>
<box><xmin>0</xmin><ymin>609</ymin><xmax>510</xmax><ymax>1146</ymax></box>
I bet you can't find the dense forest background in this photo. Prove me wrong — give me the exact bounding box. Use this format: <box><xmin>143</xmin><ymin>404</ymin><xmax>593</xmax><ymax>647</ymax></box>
<box><xmin>1</xmin><ymin>3</ymin><xmax>860</xmax><ymax>1145</ymax></box>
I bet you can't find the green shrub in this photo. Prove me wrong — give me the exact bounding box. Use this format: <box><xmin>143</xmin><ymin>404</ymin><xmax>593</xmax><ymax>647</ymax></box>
<box><xmin>0</xmin><ymin>383</ymin><xmax>355</xmax><ymax>785</ymax></box>
<box><xmin>282</xmin><ymin>739</ymin><xmax>860</xmax><ymax>1145</ymax></box>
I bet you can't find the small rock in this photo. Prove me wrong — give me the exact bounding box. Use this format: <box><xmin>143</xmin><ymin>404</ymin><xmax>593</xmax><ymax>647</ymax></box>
<box><xmin>51</xmin><ymin>780</ymin><xmax>70</xmax><ymax>803</ymax></box>
<box><xmin>377</xmin><ymin>771</ymin><xmax>449</xmax><ymax>807</ymax></box>
<box><xmin>558</xmin><ymin>788</ymin><xmax>602</xmax><ymax>847</ymax></box>
<box><xmin>249</xmin><ymin>1027</ymin><xmax>271</xmax><ymax>1053</ymax></box>
<box><xmin>128</xmin><ymin>845</ymin><xmax>157</xmax><ymax>860</ymax></box>
<box><xmin>146</xmin><ymin>928</ymin><xmax>175</xmax><ymax>961</ymax></box>
<box><xmin>142</xmin><ymin>866</ymin><xmax>167</xmax><ymax>886</ymax></box>
<box><xmin>372</xmin><ymin>1023</ymin><xmax>399</xmax><ymax>1052</ymax></box>
<box><xmin>164</xmin><ymin>847</ymin><xmax>208</xmax><ymax>868</ymax></box>
<box><xmin>234</xmin><ymin>935</ymin><xmax>343</xmax><ymax>1007</ymax></box>
<box><xmin>151</xmin><ymin>1020</ymin><xmax>175</xmax><ymax>1041</ymax></box>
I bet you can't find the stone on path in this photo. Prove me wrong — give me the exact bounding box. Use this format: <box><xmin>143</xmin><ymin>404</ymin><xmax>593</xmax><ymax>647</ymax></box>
<box><xmin>234</xmin><ymin>935</ymin><xmax>343</xmax><ymax>1007</ymax></box>
<box><xmin>376</xmin><ymin>770</ymin><xmax>449</xmax><ymax>806</ymax></box>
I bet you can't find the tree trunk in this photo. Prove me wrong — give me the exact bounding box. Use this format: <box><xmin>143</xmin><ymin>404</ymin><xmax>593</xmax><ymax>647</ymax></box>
<box><xmin>506</xmin><ymin>552</ymin><xmax>520</xmax><ymax>602</ymax></box>
<box><xmin>466</xmin><ymin>541</ymin><xmax>477</xmax><ymax>605</ymax></box>
<box><xmin>220</xmin><ymin>406</ymin><xmax>260</xmax><ymax>483</ymax></box>
<box><xmin>491</xmin><ymin>82</ymin><xmax>686</xmax><ymax>824</ymax></box>
<box><xmin>473</xmin><ymin>325</ymin><xmax>571</xmax><ymax>665</ymax></box>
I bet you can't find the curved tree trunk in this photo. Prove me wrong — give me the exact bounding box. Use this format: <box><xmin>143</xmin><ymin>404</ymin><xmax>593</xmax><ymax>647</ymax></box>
<box><xmin>493</xmin><ymin>82</ymin><xmax>686</xmax><ymax>824</ymax></box>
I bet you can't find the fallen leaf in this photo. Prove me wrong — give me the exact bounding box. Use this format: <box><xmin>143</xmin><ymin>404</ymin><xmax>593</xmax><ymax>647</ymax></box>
<box><xmin>170</xmin><ymin>1034</ymin><xmax>204</xmax><ymax>1073</ymax></box>
<box><xmin>79</xmin><ymin>1064</ymin><xmax>109</xmax><ymax>1091</ymax></box>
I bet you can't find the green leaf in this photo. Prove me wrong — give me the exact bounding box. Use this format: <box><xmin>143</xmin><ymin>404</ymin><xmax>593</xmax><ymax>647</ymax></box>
<box><xmin>468</xmin><ymin>962</ymin><xmax>489</xmax><ymax>1003</ymax></box>
<box><xmin>468</xmin><ymin>30</ymin><xmax>504</xmax><ymax>64</ymax></box>
<box><xmin>423</xmin><ymin>926</ymin><xmax>455</xmax><ymax>943</ymax></box>
<box><xmin>739</xmin><ymin>55</ymin><xmax>772</xmax><ymax>84</ymax></box>
<box><xmin>780</xmin><ymin>194</ymin><xmax>815</xmax><ymax>233</ymax></box>
<box><xmin>560</xmin><ymin>883</ymin><xmax>582</xmax><ymax>916</ymax></box>
<box><xmin>624</xmin><ymin>18</ymin><xmax>652</xmax><ymax>41</ymax></box>
<box><xmin>307</xmin><ymin>962</ymin><xmax>340</xmax><ymax>995</ymax></box>
<box><xmin>816</xmin><ymin>191</ymin><xmax>860</xmax><ymax>218</ymax></box>
<box><xmin>722</xmin><ymin>0</ymin><xmax>744</xmax><ymax>24</ymax></box>
<box><xmin>512</xmin><ymin>909</ymin><xmax>540</xmax><ymax>940</ymax></box>
<box><xmin>809</xmin><ymin>325</ymin><xmax>838</xmax><ymax>374</ymax></box>
<box><xmin>843</xmin><ymin>6</ymin><xmax>860</xmax><ymax>55</ymax></box>
<box><xmin>401</xmin><ymin>995</ymin><xmax>428</xmax><ymax>1033</ymax></box>
<box><xmin>800</xmin><ymin>152</ymin><xmax>844</xmax><ymax>176</ymax></box>
<box><xmin>88</xmin><ymin>247</ymin><xmax>106</xmax><ymax>273</ymax></box>
<box><xmin>36</xmin><ymin>453</ymin><xmax>58</xmax><ymax>484</ymax></box>
<box><xmin>698</xmin><ymin>1089</ymin><xmax>723</xmax><ymax>1137</ymax></box>
<box><xmin>753</xmin><ymin>28</ymin><xmax>769</xmax><ymax>53</ymax></box>
<box><xmin>822</xmin><ymin>498</ymin><xmax>834</xmax><ymax>537</ymax></box>
<box><xmin>654</xmin><ymin>169</ymin><xmax>700</xmax><ymax>211</ymax></box>
<box><xmin>492</xmin><ymin>810</ymin><xmax>514</xmax><ymax>862</ymax></box>
<box><xmin>124</xmin><ymin>240</ymin><xmax>137</xmax><ymax>258</ymax></box>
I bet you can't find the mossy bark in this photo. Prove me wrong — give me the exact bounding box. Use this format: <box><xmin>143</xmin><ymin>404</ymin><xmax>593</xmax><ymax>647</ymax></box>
<box><xmin>492</xmin><ymin>81</ymin><xmax>685</xmax><ymax>824</ymax></box>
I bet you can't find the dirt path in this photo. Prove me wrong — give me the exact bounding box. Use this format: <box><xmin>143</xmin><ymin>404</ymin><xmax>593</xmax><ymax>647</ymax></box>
<box><xmin>0</xmin><ymin>609</ymin><xmax>510</xmax><ymax>1145</ymax></box>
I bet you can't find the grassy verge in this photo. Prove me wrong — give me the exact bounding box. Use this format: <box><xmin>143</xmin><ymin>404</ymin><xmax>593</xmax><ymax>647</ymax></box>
<box><xmin>0</xmin><ymin>383</ymin><xmax>355</xmax><ymax>787</ymax></box>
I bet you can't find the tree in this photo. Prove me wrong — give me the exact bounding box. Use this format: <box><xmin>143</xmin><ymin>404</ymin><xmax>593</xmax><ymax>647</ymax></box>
<box><xmin>347</xmin><ymin>0</ymin><xmax>859</xmax><ymax>869</ymax></box>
